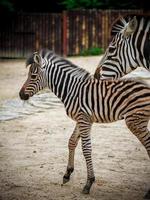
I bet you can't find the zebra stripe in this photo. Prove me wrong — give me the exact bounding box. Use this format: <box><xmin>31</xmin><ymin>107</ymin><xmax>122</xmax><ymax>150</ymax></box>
<box><xmin>94</xmin><ymin>15</ymin><xmax>150</xmax><ymax>79</ymax></box>
<box><xmin>19</xmin><ymin>49</ymin><xmax>150</xmax><ymax>196</ymax></box>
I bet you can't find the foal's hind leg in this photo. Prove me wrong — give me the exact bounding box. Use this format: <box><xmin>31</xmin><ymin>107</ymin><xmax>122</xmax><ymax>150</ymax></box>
<box><xmin>63</xmin><ymin>124</ymin><xmax>80</xmax><ymax>184</ymax></box>
<box><xmin>125</xmin><ymin>114</ymin><xmax>150</xmax><ymax>199</ymax></box>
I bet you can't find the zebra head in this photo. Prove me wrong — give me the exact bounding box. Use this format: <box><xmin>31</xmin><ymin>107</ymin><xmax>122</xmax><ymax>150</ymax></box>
<box><xmin>94</xmin><ymin>16</ymin><xmax>139</xmax><ymax>79</ymax></box>
<box><xmin>106</xmin><ymin>16</ymin><xmax>138</xmax><ymax>60</ymax></box>
<box><xmin>19</xmin><ymin>52</ymin><xmax>46</xmax><ymax>100</ymax></box>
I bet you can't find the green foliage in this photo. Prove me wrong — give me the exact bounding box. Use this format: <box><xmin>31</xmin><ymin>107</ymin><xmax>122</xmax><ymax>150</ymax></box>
<box><xmin>61</xmin><ymin>0</ymin><xmax>101</xmax><ymax>10</ymax></box>
<box><xmin>0</xmin><ymin>0</ymin><xmax>14</xmax><ymax>12</ymax></box>
<box><xmin>60</xmin><ymin>0</ymin><xmax>139</xmax><ymax>10</ymax></box>
<box><xmin>80</xmin><ymin>47</ymin><xmax>104</xmax><ymax>56</ymax></box>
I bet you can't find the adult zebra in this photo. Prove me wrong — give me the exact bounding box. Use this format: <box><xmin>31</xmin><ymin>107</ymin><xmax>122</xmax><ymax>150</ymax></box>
<box><xmin>19</xmin><ymin>49</ymin><xmax>150</xmax><ymax>198</ymax></box>
<box><xmin>94</xmin><ymin>15</ymin><xmax>150</xmax><ymax>79</ymax></box>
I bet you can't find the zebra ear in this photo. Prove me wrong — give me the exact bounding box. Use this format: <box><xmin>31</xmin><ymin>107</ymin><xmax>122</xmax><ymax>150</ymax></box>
<box><xmin>33</xmin><ymin>52</ymin><xmax>42</xmax><ymax>66</ymax></box>
<box><xmin>124</xmin><ymin>16</ymin><xmax>137</xmax><ymax>36</ymax></box>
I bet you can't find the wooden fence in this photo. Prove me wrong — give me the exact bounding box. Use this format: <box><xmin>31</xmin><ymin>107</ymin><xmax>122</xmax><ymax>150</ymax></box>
<box><xmin>0</xmin><ymin>10</ymin><xmax>143</xmax><ymax>58</ymax></box>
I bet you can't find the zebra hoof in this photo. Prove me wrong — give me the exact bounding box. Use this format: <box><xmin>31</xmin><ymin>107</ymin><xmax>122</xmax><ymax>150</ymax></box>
<box><xmin>63</xmin><ymin>167</ymin><xmax>74</xmax><ymax>184</ymax></box>
<box><xmin>82</xmin><ymin>186</ymin><xmax>90</xmax><ymax>194</ymax></box>
<box><xmin>144</xmin><ymin>190</ymin><xmax>150</xmax><ymax>199</ymax></box>
<box><xmin>63</xmin><ymin>176</ymin><xmax>70</xmax><ymax>184</ymax></box>
<box><xmin>82</xmin><ymin>177</ymin><xmax>95</xmax><ymax>194</ymax></box>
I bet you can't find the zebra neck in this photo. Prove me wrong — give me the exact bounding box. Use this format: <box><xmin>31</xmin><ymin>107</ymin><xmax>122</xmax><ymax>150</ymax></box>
<box><xmin>47</xmin><ymin>64</ymin><xmax>90</xmax><ymax>103</ymax></box>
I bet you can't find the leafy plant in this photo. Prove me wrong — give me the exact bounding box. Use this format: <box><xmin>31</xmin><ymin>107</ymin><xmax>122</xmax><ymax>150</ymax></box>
<box><xmin>0</xmin><ymin>0</ymin><xmax>14</xmax><ymax>12</ymax></box>
<box><xmin>80</xmin><ymin>47</ymin><xmax>104</xmax><ymax>56</ymax></box>
<box><xmin>61</xmin><ymin>0</ymin><xmax>101</xmax><ymax>10</ymax></box>
<box><xmin>60</xmin><ymin>0</ymin><xmax>139</xmax><ymax>10</ymax></box>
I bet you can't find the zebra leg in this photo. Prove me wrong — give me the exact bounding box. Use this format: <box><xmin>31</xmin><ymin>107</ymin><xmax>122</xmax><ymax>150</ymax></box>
<box><xmin>125</xmin><ymin>114</ymin><xmax>150</xmax><ymax>199</ymax></box>
<box><xmin>78</xmin><ymin>118</ymin><xmax>95</xmax><ymax>194</ymax></box>
<box><xmin>145</xmin><ymin>190</ymin><xmax>150</xmax><ymax>199</ymax></box>
<box><xmin>63</xmin><ymin>125</ymin><xmax>80</xmax><ymax>184</ymax></box>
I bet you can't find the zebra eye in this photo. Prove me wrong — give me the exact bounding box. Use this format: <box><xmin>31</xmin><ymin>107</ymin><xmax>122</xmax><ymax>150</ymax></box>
<box><xmin>31</xmin><ymin>74</ymin><xmax>37</xmax><ymax>79</ymax></box>
<box><xmin>109</xmin><ymin>46</ymin><xmax>115</xmax><ymax>53</ymax></box>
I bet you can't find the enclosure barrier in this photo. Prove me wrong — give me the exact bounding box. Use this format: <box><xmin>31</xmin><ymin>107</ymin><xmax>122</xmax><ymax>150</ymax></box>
<box><xmin>0</xmin><ymin>10</ymin><xmax>143</xmax><ymax>58</ymax></box>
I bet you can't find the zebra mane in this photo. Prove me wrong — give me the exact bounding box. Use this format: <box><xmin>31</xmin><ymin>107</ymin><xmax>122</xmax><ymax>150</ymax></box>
<box><xmin>111</xmin><ymin>16</ymin><xmax>129</xmax><ymax>35</ymax></box>
<box><xmin>39</xmin><ymin>49</ymin><xmax>91</xmax><ymax>80</ymax></box>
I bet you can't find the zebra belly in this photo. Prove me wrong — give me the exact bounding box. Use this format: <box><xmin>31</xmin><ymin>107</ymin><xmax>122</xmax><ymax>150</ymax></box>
<box><xmin>90</xmin><ymin>110</ymin><xmax>124</xmax><ymax>123</ymax></box>
<box><xmin>79</xmin><ymin>105</ymin><xmax>123</xmax><ymax>124</ymax></box>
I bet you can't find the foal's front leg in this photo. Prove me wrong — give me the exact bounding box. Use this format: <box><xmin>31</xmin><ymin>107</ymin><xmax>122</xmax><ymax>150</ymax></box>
<box><xmin>78</xmin><ymin>118</ymin><xmax>95</xmax><ymax>194</ymax></box>
<box><xmin>63</xmin><ymin>124</ymin><xmax>80</xmax><ymax>184</ymax></box>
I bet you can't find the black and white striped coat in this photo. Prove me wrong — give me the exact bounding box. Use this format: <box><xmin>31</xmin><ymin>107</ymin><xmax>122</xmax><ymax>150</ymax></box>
<box><xmin>19</xmin><ymin>49</ymin><xmax>150</xmax><ymax>197</ymax></box>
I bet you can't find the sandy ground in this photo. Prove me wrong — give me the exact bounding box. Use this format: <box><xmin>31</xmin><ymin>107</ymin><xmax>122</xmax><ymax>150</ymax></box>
<box><xmin>0</xmin><ymin>56</ymin><xmax>150</xmax><ymax>200</ymax></box>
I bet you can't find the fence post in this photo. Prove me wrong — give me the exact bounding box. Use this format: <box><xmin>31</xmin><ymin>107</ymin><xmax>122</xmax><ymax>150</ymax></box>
<box><xmin>63</xmin><ymin>11</ymin><xmax>67</xmax><ymax>56</ymax></box>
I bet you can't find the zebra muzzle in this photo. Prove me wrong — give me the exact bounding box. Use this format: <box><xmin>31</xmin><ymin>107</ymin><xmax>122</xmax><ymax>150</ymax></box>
<box><xmin>19</xmin><ymin>89</ymin><xmax>29</xmax><ymax>100</ymax></box>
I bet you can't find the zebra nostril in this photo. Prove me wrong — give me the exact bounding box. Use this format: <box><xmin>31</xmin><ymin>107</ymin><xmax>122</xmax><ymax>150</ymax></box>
<box><xmin>19</xmin><ymin>90</ymin><xmax>29</xmax><ymax>100</ymax></box>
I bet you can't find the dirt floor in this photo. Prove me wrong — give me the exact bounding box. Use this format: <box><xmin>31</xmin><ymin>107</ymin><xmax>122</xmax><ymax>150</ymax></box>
<box><xmin>0</xmin><ymin>56</ymin><xmax>150</xmax><ymax>200</ymax></box>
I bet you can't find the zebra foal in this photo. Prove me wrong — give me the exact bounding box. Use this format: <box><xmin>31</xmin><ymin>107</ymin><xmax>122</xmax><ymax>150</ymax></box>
<box><xmin>94</xmin><ymin>15</ymin><xmax>150</xmax><ymax>79</ymax></box>
<box><xmin>19</xmin><ymin>49</ymin><xmax>150</xmax><ymax>198</ymax></box>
